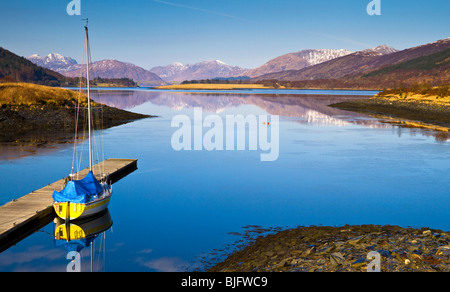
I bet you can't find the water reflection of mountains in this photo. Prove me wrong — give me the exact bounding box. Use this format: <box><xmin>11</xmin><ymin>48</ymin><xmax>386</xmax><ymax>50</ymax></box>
<box><xmin>92</xmin><ymin>90</ymin><xmax>387</xmax><ymax>128</ymax></box>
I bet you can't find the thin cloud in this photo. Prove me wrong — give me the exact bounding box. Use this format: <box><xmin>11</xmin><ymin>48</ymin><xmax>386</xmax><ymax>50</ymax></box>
<box><xmin>153</xmin><ymin>0</ymin><xmax>251</xmax><ymax>22</ymax></box>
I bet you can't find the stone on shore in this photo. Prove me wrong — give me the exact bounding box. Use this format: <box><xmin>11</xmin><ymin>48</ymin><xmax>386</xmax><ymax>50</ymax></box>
<box><xmin>207</xmin><ymin>225</ymin><xmax>450</xmax><ymax>272</ymax></box>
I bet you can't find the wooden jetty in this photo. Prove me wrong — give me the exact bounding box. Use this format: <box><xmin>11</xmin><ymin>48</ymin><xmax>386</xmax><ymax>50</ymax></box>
<box><xmin>0</xmin><ymin>158</ymin><xmax>137</xmax><ymax>252</ymax></box>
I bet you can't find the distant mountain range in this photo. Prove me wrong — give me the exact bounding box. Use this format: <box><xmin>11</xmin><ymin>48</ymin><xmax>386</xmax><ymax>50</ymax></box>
<box><xmin>4</xmin><ymin>37</ymin><xmax>448</xmax><ymax>89</ymax></box>
<box><xmin>0</xmin><ymin>49</ymin><xmax>139</xmax><ymax>87</ymax></box>
<box><xmin>62</xmin><ymin>59</ymin><xmax>164</xmax><ymax>84</ymax></box>
<box><xmin>21</xmin><ymin>45</ymin><xmax>404</xmax><ymax>84</ymax></box>
<box><xmin>150</xmin><ymin>50</ymin><xmax>361</xmax><ymax>82</ymax></box>
<box><xmin>27</xmin><ymin>54</ymin><xmax>164</xmax><ymax>85</ymax></box>
<box><xmin>150</xmin><ymin>60</ymin><xmax>248</xmax><ymax>82</ymax></box>
<box><xmin>253</xmin><ymin>39</ymin><xmax>449</xmax><ymax>83</ymax></box>
<box><xmin>29</xmin><ymin>55</ymin><xmax>250</xmax><ymax>83</ymax></box>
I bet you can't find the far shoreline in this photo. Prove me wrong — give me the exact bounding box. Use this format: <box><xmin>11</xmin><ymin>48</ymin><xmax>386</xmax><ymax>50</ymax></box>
<box><xmin>330</xmin><ymin>86</ymin><xmax>450</xmax><ymax>133</ymax></box>
<box><xmin>153</xmin><ymin>83</ymin><xmax>383</xmax><ymax>92</ymax></box>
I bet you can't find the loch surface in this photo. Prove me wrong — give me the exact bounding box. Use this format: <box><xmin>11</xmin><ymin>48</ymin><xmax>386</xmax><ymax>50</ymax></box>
<box><xmin>0</xmin><ymin>88</ymin><xmax>448</xmax><ymax>272</ymax></box>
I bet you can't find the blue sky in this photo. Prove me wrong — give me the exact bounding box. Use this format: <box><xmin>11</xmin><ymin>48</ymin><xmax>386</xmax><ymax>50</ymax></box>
<box><xmin>0</xmin><ymin>0</ymin><xmax>448</xmax><ymax>69</ymax></box>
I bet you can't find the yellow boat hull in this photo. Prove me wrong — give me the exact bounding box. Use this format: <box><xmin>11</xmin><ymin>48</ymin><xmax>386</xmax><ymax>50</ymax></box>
<box><xmin>54</xmin><ymin>210</ymin><xmax>113</xmax><ymax>241</ymax></box>
<box><xmin>54</xmin><ymin>195</ymin><xmax>111</xmax><ymax>221</ymax></box>
<box><xmin>55</xmin><ymin>222</ymin><xmax>86</xmax><ymax>241</ymax></box>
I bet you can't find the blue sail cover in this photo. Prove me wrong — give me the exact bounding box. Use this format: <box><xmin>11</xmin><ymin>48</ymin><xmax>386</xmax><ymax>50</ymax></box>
<box><xmin>55</xmin><ymin>236</ymin><xmax>98</xmax><ymax>253</ymax></box>
<box><xmin>53</xmin><ymin>171</ymin><xmax>103</xmax><ymax>204</ymax></box>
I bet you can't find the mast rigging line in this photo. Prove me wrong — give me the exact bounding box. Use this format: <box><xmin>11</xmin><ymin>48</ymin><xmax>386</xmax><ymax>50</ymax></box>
<box><xmin>71</xmin><ymin>20</ymin><xmax>106</xmax><ymax>179</ymax></box>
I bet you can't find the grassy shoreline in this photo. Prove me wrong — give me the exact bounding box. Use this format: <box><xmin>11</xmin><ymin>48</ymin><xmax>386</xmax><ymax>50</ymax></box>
<box><xmin>330</xmin><ymin>86</ymin><xmax>450</xmax><ymax>132</ymax></box>
<box><xmin>154</xmin><ymin>83</ymin><xmax>386</xmax><ymax>92</ymax></box>
<box><xmin>154</xmin><ymin>83</ymin><xmax>272</xmax><ymax>90</ymax></box>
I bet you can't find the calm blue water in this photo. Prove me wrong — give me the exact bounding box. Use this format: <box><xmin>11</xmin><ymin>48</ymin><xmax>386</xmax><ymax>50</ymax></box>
<box><xmin>0</xmin><ymin>89</ymin><xmax>449</xmax><ymax>272</ymax></box>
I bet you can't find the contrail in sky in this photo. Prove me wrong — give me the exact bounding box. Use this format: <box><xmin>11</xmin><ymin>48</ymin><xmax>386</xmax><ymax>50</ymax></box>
<box><xmin>153</xmin><ymin>0</ymin><xmax>251</xmax><ymax>22</ymax></box>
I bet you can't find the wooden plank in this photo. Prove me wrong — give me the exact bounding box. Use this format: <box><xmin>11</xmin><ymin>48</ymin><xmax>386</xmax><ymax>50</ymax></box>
<box><xmin>0</xmin><ymin>158</ymin><xmax>138</xmax><ymax>252</ymax></box>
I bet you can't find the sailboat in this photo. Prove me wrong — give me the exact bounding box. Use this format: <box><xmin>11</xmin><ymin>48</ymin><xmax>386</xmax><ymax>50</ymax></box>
<box><xmin>53</xmin><ymin>20</ymin><xmax>112</xmax><ymax>221</ymax></box>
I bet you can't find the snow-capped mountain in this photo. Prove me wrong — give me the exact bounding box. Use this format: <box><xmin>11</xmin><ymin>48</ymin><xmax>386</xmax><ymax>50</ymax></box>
<box><xmin>27</xmin><ymin>53</ymin><xmax>78</xmax><ymax>72</ymax></box>
<box><xmin>365</xmin><ymin>45</ymin><xmax>399</xmax><ymax>55</ymax></box>
<box><xmin>150</xmin><ymin>60</ymin><xmax>248</xmax><ymax>82</ymax></box>
<box><xmin>27</xmin><ymin>54</ymin><xmax>163</xmax><ymax>83</ymax></box>
<box><xmin>150</xmin><ymin>62</ymin><xmax>186</xmax><ymax>80</ymax></box>
<box><xmin>245</xmin><ymin>49</ymin><xmax>354</xmax><ymax>78</ymax></box>
<box><xmin>62</xmin><ymin>59</ymin><xmax>163</xmax><ymax>83</ymax></box>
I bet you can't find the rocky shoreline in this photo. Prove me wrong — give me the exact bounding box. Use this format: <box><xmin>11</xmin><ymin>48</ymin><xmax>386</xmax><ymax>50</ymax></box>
<box><xmin>207</xmin><ymin>225</ymin><xmax>450</xmax><ymax>272</ymax></box>
<box><xmin>0</xmin><ymin>104</ymin><xmax>153</xmax><ymax>144</ymax></box>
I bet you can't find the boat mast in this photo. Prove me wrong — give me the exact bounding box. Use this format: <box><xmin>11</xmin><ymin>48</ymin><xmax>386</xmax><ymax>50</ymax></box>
<box><xmin>84</xmin><ymin>19</ymin><xmax>92</xmax><ymax>171</ymax></box>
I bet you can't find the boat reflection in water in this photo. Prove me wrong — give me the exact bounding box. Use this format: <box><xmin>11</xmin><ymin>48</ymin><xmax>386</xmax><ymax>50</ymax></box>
<box><xmin>54</xmin><ymin>210</ymin><xmax>113</xmax><ymax>272</ymax></box>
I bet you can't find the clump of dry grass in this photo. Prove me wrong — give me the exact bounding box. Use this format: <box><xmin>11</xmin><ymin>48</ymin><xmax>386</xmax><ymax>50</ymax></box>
<box><xmin>377</xmin><ymin>85</ymin><xmax>450</xmax><ymax>99</ymax></box>
<box><xmin>0</xmin><ymin>82</ymin><xmax>96</xmax><ymax>108</ymax></box>
<box><xmin>374</xmin><ymin>85</ymin><xmax>450</xmax><ymax>108</ymax></box>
